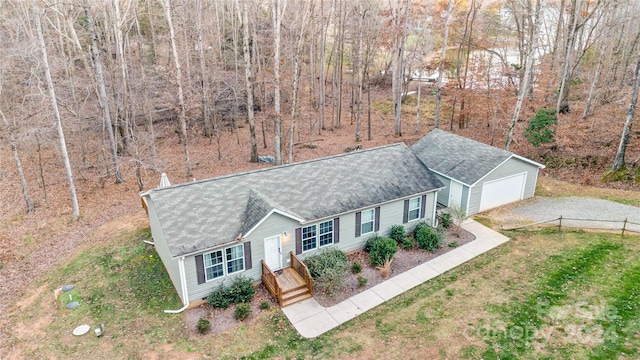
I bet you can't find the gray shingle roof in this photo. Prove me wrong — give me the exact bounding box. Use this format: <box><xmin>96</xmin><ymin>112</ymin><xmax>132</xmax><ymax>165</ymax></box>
<box><xmin>410</xmin><ymin>129</ymin><xmax>517</xmax><ymax>185</ymax></box>
<box><xmin>146</xmin><ymin>143</ymin><xmax>444</xmax><ymax>258</ymax></box>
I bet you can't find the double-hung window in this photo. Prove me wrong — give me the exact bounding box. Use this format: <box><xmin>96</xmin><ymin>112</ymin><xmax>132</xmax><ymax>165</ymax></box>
<box><xmin>361</xmin><ymin>209</ymin><xmax>375</xmax><ymax>235</ymax></box>
<box><xmin>204</xmin><ymin>250</ymin><xmax>224</xmax><ymax>281</ymax></box>
<box><xmin>302</xmin><ymin>220</ymin><xmax>334</xmax><ymax>252</ymax></box>
<box><xmin>319</xmin><ymin>220</ymin><xmax>333</xmax><ymax>246</ymax></box>
<box><xmin>204</xmin><ymin>244</ymin><xmax>244</xmax><ymax>281</ymax></box>
<box><xmin>225</xmin><ymin>244</ymin><xmax>244</xmax><ymax>274</ymax></box>
<box><xmin>408</xmin><ymin>197</ymin><xmax>422</xmax><ymax>221</ymax></box>
<box><xmin>302</xmin><ymin>225</ymin><xmax>317</xmax><ymax>251</ymax></box>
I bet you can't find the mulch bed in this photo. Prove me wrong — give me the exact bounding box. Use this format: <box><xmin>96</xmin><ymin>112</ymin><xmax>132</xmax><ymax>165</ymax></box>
<box><xmin>313</xmin><ymin>226</ymin><xmax>476</xmax><ymax>307</ymax></box>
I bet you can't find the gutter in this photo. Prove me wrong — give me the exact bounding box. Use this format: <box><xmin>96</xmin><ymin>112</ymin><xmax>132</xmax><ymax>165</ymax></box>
<box><xmin>164</xmin><ymin>257</ymin><xmax>190</xmax><ymax>314</ymax></box>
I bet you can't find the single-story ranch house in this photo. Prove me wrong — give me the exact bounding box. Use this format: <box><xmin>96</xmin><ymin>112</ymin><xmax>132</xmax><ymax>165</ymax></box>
<box><xmin>141</xmin><ymin>143</ymin><xmax>444</xmax><ymax>309</ymax></box>
<box><xmin>141</xmin><ymin>130</ymin><xmax>544</xmax><ymax>309</ymax></box>
<box><xmin>410</xmin><ymin>129</ymin><xmax>545</xmax><ymax>216</ymax></box>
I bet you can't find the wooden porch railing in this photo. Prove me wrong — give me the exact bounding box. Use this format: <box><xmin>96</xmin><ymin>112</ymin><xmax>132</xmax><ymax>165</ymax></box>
<box><xmin>261</xmin><ymin>260</ymin><xmax>282</xmax><ymax>305</ymax></box>
<box><xmin>289</xmin><ymin>251</ymin><xmax>313</xmax><ymax>296</ymax></box>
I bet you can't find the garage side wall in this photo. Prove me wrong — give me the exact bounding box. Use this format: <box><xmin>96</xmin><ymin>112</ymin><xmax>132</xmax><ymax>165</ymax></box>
<box><xmin>467</xmin><ymin>158</ymin><xmax>540</xmax><ymax>215</ymax></box>
<box><xmin>434</xmin><ymin>174</ymin><xmax>451</xmax><ymax>206</ymax></box>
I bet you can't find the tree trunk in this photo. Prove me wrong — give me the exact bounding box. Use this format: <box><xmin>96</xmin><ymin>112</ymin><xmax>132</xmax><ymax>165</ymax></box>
<box><xmin>163</xmin><ymin>0</ymin><xmax>192</xmax><ymax>177</ymax></box>
<box><xmin>237</xmin><ymin>0</ymin><xmax>259</xmax><ymax>163</ymax></box>
<box><xmin>319</xmin><ymin>0</ymin><xmax>327</xmax><ymax>133</ymax></box>
<box><xmin>85</xmin><ymin>3</ymin><xmax>122</xmax><ymax>184</ymax></box>
<box><xmin>0</xmin><ymin>107</ymin><xmax>34</xmax><ymax>214</ymax></box>
<box><xmin>288</xmin><ymin>2</ymin><xmax>311</xmax><ymax>163</ymax></box>
<box><xmin>612</xmin><ymin>45</ymin><xmax>640</xmax><ymax>171</ymax></box>
<box><xmin>434</xmin><ymin>0</ymin><xmax>453</xmax><ymax>129</ymax></box>
<box><xmin>34</xmin><ymin>5</ymin><xmax>80</xmax><ymax>220</ymax></box>
<box><xmin>505</xmin><ymin>0</ymin><xmax>541</xmax><ymax>151</ymax></box>
<box><xmin>272</xmin><ymin>0</ymin><xmax>286</xmax><ymax>165</ymax></box>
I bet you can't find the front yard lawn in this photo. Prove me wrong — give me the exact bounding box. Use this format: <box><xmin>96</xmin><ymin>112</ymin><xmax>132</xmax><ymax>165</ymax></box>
<box><xmin>8</xmin><ymin>228</ymin><xmax>640</xmax><ymax>359</ymax></box>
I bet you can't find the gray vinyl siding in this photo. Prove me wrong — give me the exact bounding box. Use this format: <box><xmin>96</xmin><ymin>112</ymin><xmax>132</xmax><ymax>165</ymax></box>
<box><xmin>434</xmin><ymin>174</ymin><xmax>451</xmax><ymax>206</ymax></box>
<box><xmin>184</xmin><ymin>213</ymin><xmax>300</xmax><ymax>301</ymax></box>
<box><xmin>147</xmin><ymin>201</ymin><xmax>184</xmax><ymax>302</ymax></box>
<box><xmin>297</xmin><ymin>192</ymin><xmax>438</xmax><ymax>257</ymax></box>
<box><xmin>466</xmin><ymin>158</ymin><xmax>540</xmax><ymax>215</ymax></box>
<box><xmin>461</xmin><ymin>185</ymin><xmax>471</xmax><ymax>215</ymax></box>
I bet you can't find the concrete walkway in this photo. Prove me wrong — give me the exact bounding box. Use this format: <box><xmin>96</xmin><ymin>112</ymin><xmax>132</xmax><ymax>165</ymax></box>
<box><xmin>281</xmin><ymin>219</ymin><xmax>510</xmax><ymax>338</ymax></box>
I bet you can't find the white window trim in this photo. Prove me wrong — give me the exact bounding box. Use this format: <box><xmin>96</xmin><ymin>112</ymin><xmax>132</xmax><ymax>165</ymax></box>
<box><xmin>204</xmin><ymin>243</ymin><xmax>245</xmax><ymax>282</ymax></box>
<box><xmin>225</xmin><ymin>244</ymin><xmax>245</xmax><ymax>275</ymax></box>
<box><xmin>408</xmin><ymin>197</ymin><xmax>422</xmax><ymax>222</ymax></box>
<box><xmin>302</xmin><ymin>224</ymin><xmax>317</xmax><ymax>253</ymax></box>
<box><xmin>319</xmin><ymin>220</ymin><xmax>334</xmax><ymax>247</ymax></box>
<box><xmin>361</xmin><ymin>209</ymin><xmax>375</xmax><ymax>235</ymax></box>
<box><xmin>303</xmin><ymin>220</ymin><xmax>334</xmax><ymax>253</ymax></box>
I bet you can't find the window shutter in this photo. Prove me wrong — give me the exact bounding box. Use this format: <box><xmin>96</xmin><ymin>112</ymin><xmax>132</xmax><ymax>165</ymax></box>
<box><xmin>355</xmin><ymin>212</ymin><xmax>361</xmax><ymax>237</ymax></box>
<box><xmin>333</xmin><ymin>217</ymin><xmax>340</xmax><ymax>244</ymax></box>
<box><xmin>243</xmin><ymin>242</ymin><xmax>252</xmax><ymax>270</ymax></box>
<box><xmin>195</xmin><ymin>254</ymin><xmax>205</xmax><ymax>285</ymax></box>
<box><xmin>420</xmin><ymin>195</ymin><xmax>427</xmax><ymax>218</ymax></box>
<box><xmin>403</xmin><ymin>199</ymin><xmax>409</xmax><ymax>223</ymax></box>
<box><xmin>375</xmin><ymin>207</ymin><xmax>381</xmax><ymax>232</ymax></box>
<box><xmin>295</xmin><ymin>227</ymin><xmax>302</xmax><ymax>255</ymax></box>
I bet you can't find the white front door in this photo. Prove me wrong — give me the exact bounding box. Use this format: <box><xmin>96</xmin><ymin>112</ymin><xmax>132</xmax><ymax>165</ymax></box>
<box><xmin>264</xmin><ymin>235</ymin><xmax>282</xmax><ymax>270</ymax></box>
<box><xmin>449</xmin><ymin>181</ymin><xmax>463</xmax><ymax>210</ymax></box>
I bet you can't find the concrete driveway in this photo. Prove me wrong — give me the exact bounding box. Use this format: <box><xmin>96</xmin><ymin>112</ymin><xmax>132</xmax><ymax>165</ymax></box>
<box><xmin>491</xmin><ymin>196</ymin><xmax>640</xmax><ymax>233</ymax></box>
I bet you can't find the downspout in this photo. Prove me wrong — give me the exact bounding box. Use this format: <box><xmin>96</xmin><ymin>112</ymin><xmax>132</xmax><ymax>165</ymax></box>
<box><xmin>431</xmin><ymin>193</ymin><xmax>437</xmax><ymax>227</ymax></box>
<box><xmin>164</xmin><ymin>257</ymin><xmax>189</xmax><ymax>314</ymax></box>
<box><xmin>143</xmin><ymin>240</ymin><xmax>155</xmax><ymax>246</ymax></box>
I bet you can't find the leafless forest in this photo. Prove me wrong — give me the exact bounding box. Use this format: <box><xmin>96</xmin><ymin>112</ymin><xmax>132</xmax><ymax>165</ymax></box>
<box><xmin>1</xmin><ymin>0</ymin><xmax>640</xmax><ymax>352</ymax></box>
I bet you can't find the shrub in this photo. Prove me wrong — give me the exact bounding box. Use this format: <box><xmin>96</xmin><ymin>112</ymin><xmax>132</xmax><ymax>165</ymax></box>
<box><xmin>226</xmin><ymin>275</ymin><xmax>255</xmax><ymax>304</ymax></box>
<box><xmin>367</xmin><ymin>237</ymin><xmax>398</xmax><ymax>267</ymax></box>
<box><xmin>259</xmin><ymin>301</ymin><xmax>270</xmax><ymax>310</ymax></box>
<box><xmin>400</xmin><ymin>235</ymin><xmax>415</xmax><ymax>250</ymax></box>
<box><xmin>378</xmin><ymin>259</ymin><xmax>393</xmax><ymax>278</ymax></box>
<box><xmin>196</xmin><ymin>318</ymin><xmax>211</xmax><ymax>334</ymax></box>
<box><xmin>364</xmin><ymin>234</ymin><xmax>384</xmax><ymax>253</ymax></box>
<box><xmin>207</xmin><ymin>276</ymin><xmax>255</xmax><ymax>309</ymax></box>
<box><xmin>357</xmin><ymin>275</ymin><xmax>368</xmax><ymax>287</ymax></box>
<box><xmin>389</xmin><ymin>225</ymin><xmax>405</xmax><ymax>243</ymax></box>
<box><xmin>351</xmin><ymin>261</ymin><xmax>362</xmax><ymax>274</ymax></box>
<box><xmin>234</xmin><ymin>303</ymin><xmax>251</xmax><ymax>321</ymax></box>
<box><xmin>207</xmin><ymin>282</ymin><xmax>231</xmax><ymax>309</ymax></box>
<box><xmin>524</xmin><ymin>108</ymin><xmax>556</xmax><ymax>147</ymax></box>
<box><xmin>304</xmin><ymin>248</ymin><xmax>348</xmax><ymax>296</ymax></box>
<box><xmin>305</xmin><ymin>248</ymin><xmax>348</xmax><ymax>279</ymax></box>
<box><xmin>448</xmin><ymin>241</ymin><xmax>459</xmax><ymax>248</ymax></box>
<box><xmin>440</xmin><ymin>212</ymin><xmax>453</xmax><ymax>228</ymax></box>
<box><xmin>415</xmin><ymin>225</ymin><xmax>443</xmax><ymax>251</ymax></box>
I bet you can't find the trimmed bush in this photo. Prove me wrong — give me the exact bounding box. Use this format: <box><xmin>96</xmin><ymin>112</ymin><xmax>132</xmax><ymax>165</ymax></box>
<box><xmin>364</xmin><ymin>234</ymin><xmax>384</xmax><ymax>253</ymax></box>
<box><xmin>390</xmin><ymin>224</ymin><xmax>405</xmax><ymax>243</ymax></box>
<box><xmin>357</xmin><ymin>275</ymin><xmax>368</xmax><ymax>287</ymax></box>
<box><xmin>259</xmin><ymin>301</ymin><xmax>270</xmax><ymax>310</ymax></box>
<box><xmin>415</xmin><ymin>224</ymin><xmax>444</xmax><ymax>251</ymax></box>
<box><xmin>234</xmin><ymin>303</ymin><xmax>251</xmax><ymax>321</ymax></box>
<box><xmin>400</xmin><ymin>235</ymin><xmax>415</xmax><ymax>250</ymax></box>
<box><xmin>367</xmin><ymin>237</ymin><xmax>398</xmax><ymax>267</ymax></box>
<box><xmin>207</xmin><ymin>275</ymin><xmax>255</xmax><ymax>309</ymax></box>
<box><xmin>351</xmin><ymin>261</ymin><xmax>362</xmax><ymax>274</ymax></box>
<box><xmin>304</xmin><ymin>248</ymin><xmax>348</xmax><ymax>296</ymax></box>
<box><xmin>196</xmin><ymin>318</ymin><xmax>211</xmax><ymax>334</ymax></box>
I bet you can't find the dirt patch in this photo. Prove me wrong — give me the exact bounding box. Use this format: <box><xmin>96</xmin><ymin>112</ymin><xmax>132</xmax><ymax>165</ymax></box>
<box><xmin>313</xmin><ymin>226</ymin><xmax>475</xmax><ymax>307</ymax></box>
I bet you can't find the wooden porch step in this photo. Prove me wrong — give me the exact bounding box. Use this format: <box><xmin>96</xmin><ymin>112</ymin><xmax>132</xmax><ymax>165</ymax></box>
<box><xmin>281</xmin><ymin>291</ymin><xmax>313</xmax><ymax>307</ymax></box>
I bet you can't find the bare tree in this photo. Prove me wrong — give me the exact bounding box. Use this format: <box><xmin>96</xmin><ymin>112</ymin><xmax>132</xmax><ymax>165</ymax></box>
<box><xmin>236</xmin><ymin>0</ymin><xmax>259</xmax><ymax>163</ymax></box>
<box><xmin>434</xmin><ymin>0</ymin><xmax>453</xmax><ymax>129</ymax></box>
<box><xmin>505</xmin><ymin>0</ymin><xmax>541</xmax><ymax>151</ymax></box>
<box><xmin>0</xmin><ymin>105</ymin><xmax>34</xmax><ymax>214</ymax></box>
<box><xmin>162</xmin><ymin>0</ymin><xmax>192</xmax><ymax>177</ymax></box>
<box><xmin>272</xmin><ymin>0</ymin><xmax>286</xmax><ymax>165</ymax></box>
<box><xmin>391</xmin><ymin>0</ymin><xmax>410</xmax><ymax>137</ymax></box>
<box><xmin>612</xmin><ymin>44</ymin><xmax>640</xmax><ymax>171</ymax></box>
<box><xmin>84</xmin><ymin>2</ymin><xmax>122</xmax><ymax>184</ymax></box>
<box><xmin>34</xmin><ymin>3</ymin><xmax>80</xmax><ymax>220</ymax></box>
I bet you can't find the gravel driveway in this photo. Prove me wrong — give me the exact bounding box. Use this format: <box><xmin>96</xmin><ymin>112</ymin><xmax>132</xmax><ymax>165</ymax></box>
<box><xmin>494</xmin><ymin>196</ymin><xmax>640</xmax><ymax>233</ymax></box>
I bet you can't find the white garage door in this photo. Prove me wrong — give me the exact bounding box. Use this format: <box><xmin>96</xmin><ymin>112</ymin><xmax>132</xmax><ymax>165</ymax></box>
<box><xmin>479</xmin><ymin>172</ymin><xmax>526</xmax><ymax>212</ymax></box>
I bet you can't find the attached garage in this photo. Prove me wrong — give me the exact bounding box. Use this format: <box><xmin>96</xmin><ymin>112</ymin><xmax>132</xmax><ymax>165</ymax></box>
<box><xmin>410</xmin><ymin>129</ymin><xmax>545</xmax><ymax>216</ymax></box>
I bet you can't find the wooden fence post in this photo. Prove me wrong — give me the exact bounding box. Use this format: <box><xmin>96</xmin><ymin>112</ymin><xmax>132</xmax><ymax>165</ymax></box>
<box><xmin>558</xmin><ymin>215</ymin><xmax>562</xmax><ymax>232</ymax></box>
<box><xmin>622</xmin><ymin>218</ymin><xmax>627</xmax><ymax>236</ymax></box>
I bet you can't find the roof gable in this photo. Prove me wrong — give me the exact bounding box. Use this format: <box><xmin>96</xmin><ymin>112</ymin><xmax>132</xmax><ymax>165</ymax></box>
<box><xmin>146</xmin><ymin>143</ymin><xmax>444</xmax><ymax>258</ymax></box>
<box><xmin>410</xmin><ymin>129</ymin><xmax>541</xmax><ymax>185</ymax></box>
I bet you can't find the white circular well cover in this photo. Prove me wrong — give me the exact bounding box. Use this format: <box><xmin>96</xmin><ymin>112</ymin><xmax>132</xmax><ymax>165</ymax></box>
<box><xmin>72</xmin><ymin>325</ymin><xmax>91</xmax><ymax>336</ymax></box>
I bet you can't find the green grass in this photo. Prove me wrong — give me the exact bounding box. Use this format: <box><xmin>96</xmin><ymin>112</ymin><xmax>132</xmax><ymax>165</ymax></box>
<box><xmin>10</xmin><ymin>228</ymin><xmax>640</xmax><ymax>359</ymax></box>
